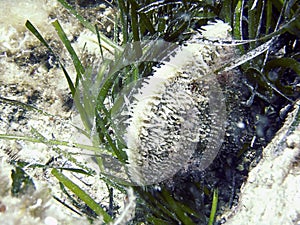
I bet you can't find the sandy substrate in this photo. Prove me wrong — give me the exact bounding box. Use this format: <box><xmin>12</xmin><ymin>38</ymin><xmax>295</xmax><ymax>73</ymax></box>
<box><xmin>0</xmin><ymin>1</ymin><xmax>128</xmax><ymax>224</ymax></box>
<box><xmin>222</xmin><ymin>101</ymin><xmax>300</xmax><ymax>225</ymax></box>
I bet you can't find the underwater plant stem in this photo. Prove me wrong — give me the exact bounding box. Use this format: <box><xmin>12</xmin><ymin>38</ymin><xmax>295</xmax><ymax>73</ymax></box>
<box><xmin>208</xmin><ymin>189</ymin><xmax>218</xmax><ymax>225</ymax></box>
<box><xmin>51</xmin><ymin>168</ymin><xmax>113</xmax><ymax>223</ymax></box>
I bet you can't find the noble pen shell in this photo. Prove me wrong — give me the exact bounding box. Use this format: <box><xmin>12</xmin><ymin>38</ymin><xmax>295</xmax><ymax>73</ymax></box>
<box><xmin>111</xmin><ymin>20</ymin><xmax>230</xmax><ymax>186</ymax></box>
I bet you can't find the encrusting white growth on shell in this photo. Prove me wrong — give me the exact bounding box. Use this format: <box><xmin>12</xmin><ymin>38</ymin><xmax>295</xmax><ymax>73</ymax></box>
<box><xmin>200</xmin><ymin>20</ymin><xmax>232</xmax><ymax>39</ymax></box>
<box><xmin>123</xmin><ymin>20</ymin><xmax>232</xmax><ymax>185</ymax></box>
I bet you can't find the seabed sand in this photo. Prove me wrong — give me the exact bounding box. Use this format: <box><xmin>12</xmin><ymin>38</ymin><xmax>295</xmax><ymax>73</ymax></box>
<box><xmin>221</xmin><ymin>101</ymin><xmax>300</xmax><ymax>225</ymax></box>
<box><xmin>0</xmin><ymin>1</ymin><xmax>127</xmax><ymax>224</ymax></box>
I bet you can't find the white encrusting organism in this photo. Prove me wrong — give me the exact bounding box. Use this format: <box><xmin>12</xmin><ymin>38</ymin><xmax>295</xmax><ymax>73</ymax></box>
<box><xmin>123</xmin><ymin>20</ymin><xmax>232</xmax><ymax>185</ymax></box>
